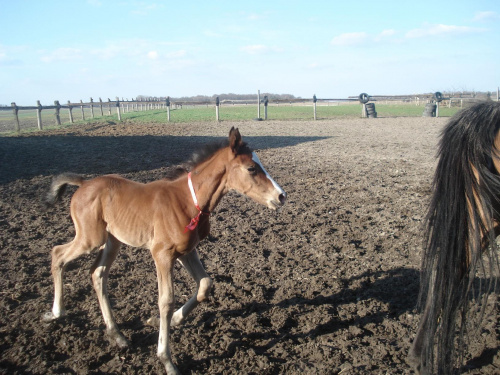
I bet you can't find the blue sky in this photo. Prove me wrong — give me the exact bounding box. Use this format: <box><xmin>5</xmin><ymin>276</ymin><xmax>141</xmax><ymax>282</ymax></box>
<box><xmin>1</xmin><ymin>0</ymin><xmax>499</xmax><ymax>105</ymax></box>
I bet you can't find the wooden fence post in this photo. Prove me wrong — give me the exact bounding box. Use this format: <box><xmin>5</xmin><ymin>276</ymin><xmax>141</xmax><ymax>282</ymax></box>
<box><xmin>36</xmin><ymin>100</ymin><xmax>43</xmax><ymax>130</ymax></box>
<box><xmin>67</xmin><ymin>100</ymin><xmax>74</xmax><ymax>123</ymax></box>
<box><xmin>90</xmin><ymin>98</ymin><xmax>95</xmax><ymax>119</ymax></box>
<box><xmin>166</xmin><ymin>97</ymin><xmax>171</xmax><ymax>122</ymax></box>
<box><xmin>54</xmin><ymin>100</ymin><xmax>61</xmax><ymax>125</ymax></box>
<box><xmin>80</xmin><ymin>100</ymin><xmax>85</xmax><ymax>120</ymax></box>
<box><xmin>313</xmin><ymin>95</ymin><xmax>317</xmax><ymax>120</ymax></box>
<box><xmin>215</xmin><ymin>96</ymin><xmax>220</xmax><ymax>122</ymax></box>
<box><xmin>107</xmin><ymin>98</ymin><xmax>112</xmax><ymax>115</ymax></box>
<box><xmin>11</xmin><ymin>102</ymin><xmax>20</xmax><ymax>133</ymax></box>
<box><xmin>257</xmin><ymin>90</ymin><xmax>261</xmax><ymax>119</ymax></box>
<box><xmin>99</xmin><ymin>97</ymin><xmax>104</xmax><ymax>116</ymax></box>
<box><xmin>264</xmin><ymin>95</ymin><xmax>268</xmax><ymax>120</ymax></box>
<box><xmin>116</xmin><ymin>97</ymin><xmax>122</xmax><ymax>121</ymax></box>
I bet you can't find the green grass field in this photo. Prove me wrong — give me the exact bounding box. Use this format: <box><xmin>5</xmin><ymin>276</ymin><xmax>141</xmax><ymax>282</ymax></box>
<box><xmin>121</xmin><ymin>103</ymin><xmax>460</xmax><ymax>122</ymax></box>
<box><xmin>0</xmin><ymin>103</ymin><xmax>462</xmax><ymax>134</ymax></box>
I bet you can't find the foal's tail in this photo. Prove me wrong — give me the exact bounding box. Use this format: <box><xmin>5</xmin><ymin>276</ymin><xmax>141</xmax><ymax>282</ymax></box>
<box><xmin>45</xmin><ymin>173</ymin><xmax>85</xmax><ymax>206</ymax></box>
<box><xmin>417</xmin><ymin>101</ymin><xmax>500</xmax><ymax>374</ymax></box>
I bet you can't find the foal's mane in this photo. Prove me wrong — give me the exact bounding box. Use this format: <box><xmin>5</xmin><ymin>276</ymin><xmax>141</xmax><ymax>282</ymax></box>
<box><xmin>164</xmin><ymin>139</ymin><xmax>252</xmax><ymax>180</ymax></box>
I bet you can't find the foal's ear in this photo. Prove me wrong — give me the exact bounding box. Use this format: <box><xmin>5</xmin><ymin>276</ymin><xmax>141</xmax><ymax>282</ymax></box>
<box><xmin>229</xmin><ymin>127</ymin><xmax>242</xmax><ymax>154</ymax></box>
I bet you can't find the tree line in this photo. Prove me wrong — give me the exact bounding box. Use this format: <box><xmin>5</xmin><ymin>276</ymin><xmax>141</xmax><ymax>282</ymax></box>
<box><xmin>136</xmin><ymin>93</ymin><xmax>299</xmax><ymax>102</ymax></box>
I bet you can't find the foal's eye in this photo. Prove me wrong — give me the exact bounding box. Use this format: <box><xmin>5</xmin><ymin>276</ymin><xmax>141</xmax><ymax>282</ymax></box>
<box><xmin>247</xmin><ymin>166</ymin><xmax>256</xmax><ymax>174</ymax></box>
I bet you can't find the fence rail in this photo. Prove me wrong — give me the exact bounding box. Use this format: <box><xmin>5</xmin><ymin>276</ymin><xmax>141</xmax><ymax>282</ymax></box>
<box><xmin>1</xmin><ymin>97</ymin><xmax>175</xmax><ymax>132</ymax></box>
<box><xmin>2</xmin><ymin>90</ymin><xmax>498</xmax><ymax>133</ymax></box>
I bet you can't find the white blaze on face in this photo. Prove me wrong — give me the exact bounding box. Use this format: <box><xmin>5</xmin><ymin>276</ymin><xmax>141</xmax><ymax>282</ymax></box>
<box><xmin>251</xmin><ymin>152</ymin><xmax>285</xmax><ymax>196</ymax></box>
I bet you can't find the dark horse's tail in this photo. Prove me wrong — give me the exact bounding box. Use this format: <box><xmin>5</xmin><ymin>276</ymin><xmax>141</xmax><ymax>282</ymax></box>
<box><xmin>45</xmin><ymin>173</ymin><xmax>85</xmax><ymax>207</ymax></box>
<box><xmin>414</xmin><ymin>101</ymin><xmax>500</xmax><ymax>374</ymax></box>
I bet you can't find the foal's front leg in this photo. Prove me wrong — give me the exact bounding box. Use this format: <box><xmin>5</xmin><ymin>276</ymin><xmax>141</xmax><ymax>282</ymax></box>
<box><xmin>171</xmin><ymin>249</ymin><xmax>212</xmax><ymax>326</ymax></box>
<box><xmin>152</xmin><ymin>246</ymin><xmax>180</xmax><ymax>375</ymax></box>
<box><xmin>147</xmin><ymin>249</ymin><xmax>213</xmax><ymax>328</ymax></box>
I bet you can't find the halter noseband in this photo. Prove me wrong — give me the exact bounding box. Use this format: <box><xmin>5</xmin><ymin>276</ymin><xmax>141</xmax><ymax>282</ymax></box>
<box><xmin>184</xmin><ymin>172</ymin><xmax>210</xmax><ymax>232</ymax></box>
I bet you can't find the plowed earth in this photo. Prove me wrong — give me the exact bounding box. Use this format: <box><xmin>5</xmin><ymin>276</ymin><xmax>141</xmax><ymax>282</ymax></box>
<box><xmin>0</xmin><ymin>118</ymin><xmax>498</xmax><ymax>374</ymax></box>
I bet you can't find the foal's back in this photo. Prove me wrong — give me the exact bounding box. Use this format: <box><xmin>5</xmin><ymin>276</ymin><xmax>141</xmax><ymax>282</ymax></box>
<box><xmin>71</xmin><ymin>174</ymin><xmax>185</xmax><ymax>249</ymax></box>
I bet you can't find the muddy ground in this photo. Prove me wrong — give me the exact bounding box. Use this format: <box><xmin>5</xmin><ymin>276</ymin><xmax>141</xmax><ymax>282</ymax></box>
<box><xmin>0</xmin><ymin>117</ymin><xmax>498</xmax><ymax>374</ymax></box>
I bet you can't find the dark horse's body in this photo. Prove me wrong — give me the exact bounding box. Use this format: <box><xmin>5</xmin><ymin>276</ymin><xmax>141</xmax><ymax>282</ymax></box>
<box><xmin>409</xmin><ymin>101</ymin><xmax>500</xmax><ymax>374</ymax></box>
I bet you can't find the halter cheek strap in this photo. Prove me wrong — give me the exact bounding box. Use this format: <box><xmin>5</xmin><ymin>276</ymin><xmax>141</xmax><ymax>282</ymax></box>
<box><xmin>184</xmin><ymin>172</ymin><xmax>210</xmax><ymax>233</ymax></box>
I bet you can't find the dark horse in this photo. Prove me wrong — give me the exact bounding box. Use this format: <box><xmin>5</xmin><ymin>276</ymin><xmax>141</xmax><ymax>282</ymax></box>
<box><xmin>409</xmin><ymin>101</ymin><xmax>500</xmax><ymax>374</ymax></box>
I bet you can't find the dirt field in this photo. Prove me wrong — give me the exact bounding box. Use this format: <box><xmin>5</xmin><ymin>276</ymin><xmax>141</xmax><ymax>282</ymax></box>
<box><xmin>0</xmin><ymin>117</ymin><xmax>498</xmax><ymax>374</ymax></box>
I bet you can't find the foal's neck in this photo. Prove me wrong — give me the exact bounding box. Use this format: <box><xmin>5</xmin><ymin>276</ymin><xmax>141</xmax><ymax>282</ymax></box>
<box><xmin>189</xmin><ymin>152</ymin><xmax>229</xmax><ymax>212</ymax></box>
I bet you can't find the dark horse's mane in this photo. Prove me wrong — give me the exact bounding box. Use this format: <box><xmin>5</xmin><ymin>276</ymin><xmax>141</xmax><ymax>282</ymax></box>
<box><xmin>165</xmin><ymin>139</ymin><xmax>252</xmax><ymax>180</ymax></box>
<box><xmin>419</xmin><ymin>101</ymin><xmax>500</xmax><ymax>373</ymax></box>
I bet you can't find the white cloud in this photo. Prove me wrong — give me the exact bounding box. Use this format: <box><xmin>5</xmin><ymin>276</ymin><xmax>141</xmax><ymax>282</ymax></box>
<box><xmin>247</xmin><ymin>13</ymin><xmax>263</xmax><ymax>20</ymax></box>
<box><xmin>167</xmin><ymin>50</ymin><xmax>187</xmax><ymax>58</ymax></box>
<box><xmin>92</xmin><ymin>44</ymin><xmax>128</xmax><ymax>60</ymax></box>
<box><xmin>240</xmin><ymin>44</ymin><xmax>283</xmax><ymax>54</ymax></box>
<box><xmin>92</xmin><ymin>39</ymin><xmax>163</xmax><ymax>60</ymax></box>
<box><xmin>405</xmin><ymin>24</ymin><xmax>485</xmax><ymax>38</ymax></box>
<box><xmin>0</xmin><ymin>45</ymin><xmax>24</xmax><ymax>66</ymax></box>
<box><xmin>473</xmin><ymin>11</ymin><xmax>500</xmax><ymax>22</ymax></box>
<box><xmin>130</xmin><ymin>3</ymin><xmax>163</xmax><ymax>16</ymax></box>
<box><xmin>374</xmin><ymin>29</ymin><xmax>396</xmax><ymax>42</ymax></box>
<box><xmin>379</xmin><ymin>29</ymin><xmax>396</xmax><ymax>38</ymax></box>
<box><xmin>0</xmin><ymin>52</ymin><xmax>22</xmax><ymax>66</ymax></box>
<box><xmin>330</xmin><ymin>32</ymin><xmax>368</xmax><ymax>46</ymax></box>
<box><xmin>241</xmin><ymin>44</ymin><xmax>267</xmax><ymax>54</ymax></box>
<box><xmin>204</xmin><ymin>30</ymin><xmax>223</xmax><ymax>38</ymax></box>
<box><xmin>147</xmin><ymin>51</ymin><xmax>159</xmax><ymax>60</ymax></box>
<box><xmin>41</xmin><ymin>48</ymin><xmax>82</xmax><ymax>63</ymax></box>
<box><xmin>330</xmin><ymin>29</ymin><xmax>399</xmax><ymax>47</ymax></box>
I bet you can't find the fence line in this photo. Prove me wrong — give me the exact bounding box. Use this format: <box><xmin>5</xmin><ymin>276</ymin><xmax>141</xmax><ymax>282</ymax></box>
<box><xmin>2</xmin><ymin>90</ymin><xmax>498</xmax><ymax>133</ymax></box>
<box><xmin>3</xmin><ymin>97</ymin><xmax>174</xmax><ymax>132</ymax></box>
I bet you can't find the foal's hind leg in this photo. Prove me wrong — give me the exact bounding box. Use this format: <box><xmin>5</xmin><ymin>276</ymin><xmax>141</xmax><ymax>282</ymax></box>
<box><xmin>90</xmin><ymin>234</ymin><xmax>128</xmax><ymax>348</ymax></box>
<box><xmin>44</xmin><ymin>234</ymin><xmax>107</xmax><ymax>321</ymax></box>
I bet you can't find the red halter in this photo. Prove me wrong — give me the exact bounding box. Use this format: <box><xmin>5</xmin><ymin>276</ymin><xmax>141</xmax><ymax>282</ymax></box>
<box><xmin>184</xmin><ymin>172</ymin><xmax>210</xmax><ymax>233</ymax></box>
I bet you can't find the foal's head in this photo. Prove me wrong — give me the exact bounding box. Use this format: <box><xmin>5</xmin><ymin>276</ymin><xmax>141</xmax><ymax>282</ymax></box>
<box><xmin>225</xmin><ymin>127</ymin><xmax>286</xmax><ymax>210</ymax></box>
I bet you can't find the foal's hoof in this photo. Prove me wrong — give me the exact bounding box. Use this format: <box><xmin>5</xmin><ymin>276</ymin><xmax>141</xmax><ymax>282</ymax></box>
<box><xmin>146</xmin><ymin>316</ymin><xmax>160</xmax><ymax>328</ymax></box>
<box><xmin>42</xmin><ymin>311</ymin><xmax>65</xmax><ymax>322</ymax></box>
<box><xmin>165</xmin><ymin>362</ymin><xmax>181</xmax><ymax>375</ymax></box>
<box><xmin>170</xmin><ymin>312</ymin><xmax>185</xmax><ymax>327</ymax></box>
<box><xmin>107</xmin><ymin>330</ymin><xmax>129</xmax><ymax>349</ymax></box>
<box><xmin>146</xmin><ymin>315</ymin><xmax>185</xmax><ymax>328</ymax></box>
<box><xmin>115</xmin><ymin>336</ymin><xmax>129</xmax><ymax>349</ymax></box>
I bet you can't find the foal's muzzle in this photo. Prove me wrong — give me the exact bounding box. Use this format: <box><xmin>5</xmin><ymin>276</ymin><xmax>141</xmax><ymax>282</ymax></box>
<box><xmin>279</xmin><ymin>192</ymin><xmax>287</xmax><ymax>205</ymax></box>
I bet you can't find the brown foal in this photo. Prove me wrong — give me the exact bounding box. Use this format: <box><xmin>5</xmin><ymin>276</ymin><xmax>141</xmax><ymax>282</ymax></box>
<box><xmin>43</xmin><ymin>127</ymin><xmax>286</xmax><ymax>374</ymax></box>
